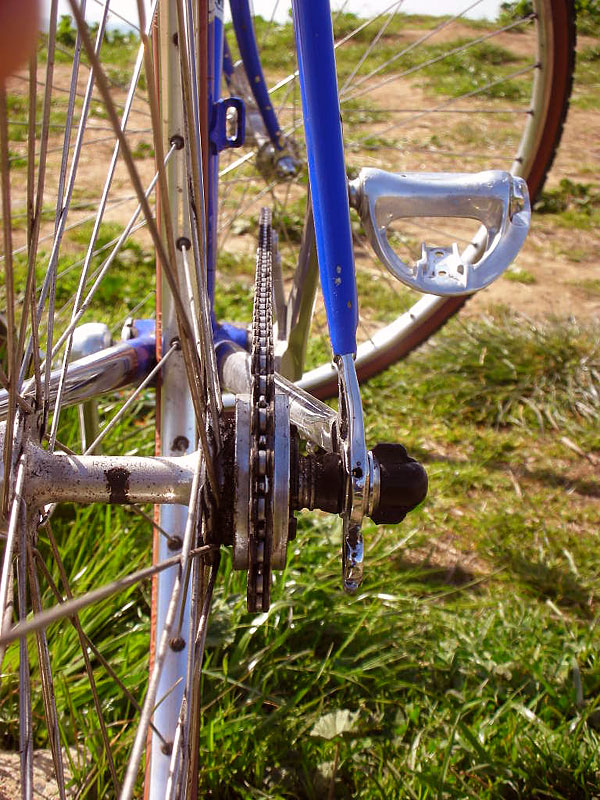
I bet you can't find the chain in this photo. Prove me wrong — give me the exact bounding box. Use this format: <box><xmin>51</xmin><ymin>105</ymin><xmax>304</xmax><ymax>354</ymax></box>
<box><xmin>248</xmin><ymin>208</ymin><xmax>275</xmax><ymax>612</ymax></box>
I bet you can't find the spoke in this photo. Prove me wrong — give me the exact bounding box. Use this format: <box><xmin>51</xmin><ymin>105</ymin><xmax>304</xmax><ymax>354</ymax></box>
<box><xmin>49</xmin><ymin>148</ymin><xmax>173</xmax><ymax>362</ymax></box>
<box><xmin>218</xmin><ymin>178</ymin><xmax>277</xmax><ymax>234</ymax></box>
<box><xmin>341</xmin><ymin>0</ymin><xmax>486</xmax><ymax>100</ymax></box>
<box><xmin>15</xmin><ymin>0</ymin><xmax>59</xmax><ymax>397</ymax></box>
<box><xmin>41</xmin><ymin>519</ymin><xmax>155</xmax><ymax>786</ymax></box>
<box><xmin>24</xmin><ymin>51</ymin><xmax>43</xmax><ymax>414</ymax></box>
<box><xmin>264</xmin><ymin>0</ymin><xmax>405</xmax><ymax>99</ymax></box>
<box><xmin>54</xmin><ymin>0</ymin><xmax>90</xmax><ymax>228</ymax></box>
<box><xmin>180</xmin><ymin>240</ymin><xmax>222</xmax><ymax>440</ymax></box>
<box><xmin>44</xmin><ymin>8</ymin><xmax>113</xmax><ymax>448</ymax></box>
<box><xmin>9</xmin><ymin>73</ymin><xmax>152</xmax><ymax>120</ymax></box>
<box><xmin>93</xmin><ymin>0</ymin><xmax>141</xmax><ymax>31</ymax></box>
<box><xmin>178</xmin><ymin>551</ymin><xmax>220</xmax><ymax>798</ymax></box>
<box><xmin>6</xmin><ymin>195</ymin><xmax>142</xmax><ymax>265</ymax></box>
<box><xmin>339</xmin><ymin>1</ymin><xmax>404</xmax><ymax>96</ymax></box>
<box><xmin>0</xmin><ymin>459</ymin><xmax>26</xmax><ymax>651</ymax></box>
<box><xmin>0</xmin><ymin>545</ymin><xmax>216</xmax><ymax>647</ymax></box>
<box><xmin>8</xmin><ymin>133</ymin><xmax>151</xmax><ymax>166</ymax></box>
<box><xmin>128</xmin><ymin>504</ymin><xmax>183</xmax><ymax>549</ymax></box>
<box><xmin>0</xmin><ymin>88</ymin><xmax>17</xmax><ymax>513</ymax></box>
<box><xmin>174</xmin><ymin>0</ymin><xmax>221</xmax><ymax>425</ymax></box>
<box><xmin>344</xmin><ymin>12</ymin><xmax>534</xmax><ymax>104</ymax></box>
<box><xmin>67</xmin><ymin>0</ymin><xmax>213</xmax><ymax>497</ymax></box>
<box><xmin>358</xmin><ymin>63</ymin><xmax>537</xmax><ymax>145</ymax></box>
<box><xmin>17</xmin><ymin>502</ymin><xmax>33</xmax><ymax>800</ymax></box>
<box><xmin>27</xmin><ymin>543</ymin><xmax>69</xmax><ymax>800</ymax></box>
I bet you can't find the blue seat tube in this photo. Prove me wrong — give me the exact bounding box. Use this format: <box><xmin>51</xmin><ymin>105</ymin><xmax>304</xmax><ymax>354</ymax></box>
<box><xmin>291</xmin><ymin>0</ymin><xmax>358</xmax><ymax>357</ymax></box>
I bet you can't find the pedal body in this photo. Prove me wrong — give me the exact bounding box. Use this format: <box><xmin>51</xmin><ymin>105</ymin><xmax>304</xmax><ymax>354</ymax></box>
<box><xmin>350</xmin><ymin>168</ymin><xmax>530</xmax><ymax>296</ymax></box>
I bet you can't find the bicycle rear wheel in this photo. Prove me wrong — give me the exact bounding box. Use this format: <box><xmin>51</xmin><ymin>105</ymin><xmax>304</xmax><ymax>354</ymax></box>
<box><xmin>217</xmin><ymin>0</ymin><xmax>575</xmax><ymax>398</ymax></box>
<box><xmin>0</xmin><ymin>1</ymin><xmax>219</xmax><ymax>796</ymax></box>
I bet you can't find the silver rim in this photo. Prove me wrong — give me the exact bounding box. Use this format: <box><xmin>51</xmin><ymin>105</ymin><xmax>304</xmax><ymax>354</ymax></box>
<box><xmin>217</xmin><ymin>0</ymin><xmax>562</xmax><ymax>402</ymax></box>
<box><xmin>0</xmin><ymin>0</ymin><xmax>220</xmax><ymax>796</ymax></box>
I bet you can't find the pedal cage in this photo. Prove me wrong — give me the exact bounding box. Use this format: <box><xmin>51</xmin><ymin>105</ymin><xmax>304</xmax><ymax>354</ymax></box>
<box><xmin>349</xmin><ymin>168</ymin><xmax>531</xmax><ymax>296</ymax></box>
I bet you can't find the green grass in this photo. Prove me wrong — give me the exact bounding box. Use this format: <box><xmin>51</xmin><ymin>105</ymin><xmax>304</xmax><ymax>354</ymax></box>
<box><xmin>2</xmin><ymin>10</ymin><xmax>599</xmax><ymax>798</ymax></box>
<box><xmin>2</xmin><ymin>312</ymin><xmax>598</xmax><ymax>798</ymax></box>
<box><xmin>534</xmin><ymin>179</ymin><xmax>600</xmax><ymax>230</ymax></box>
<box><xmin>504</xmin><ymin>265</ymin><xmax>537</xmax><ymax>284</ymax></box>
<box><xmin>568</xmin><ymin>278</ymin><xmax>600</xmax><ymax>298</ymax></box>
<box><xmin>570</xmin><ymin>44</ymin><xmax>600</xmax><ymax>109</ymax></box>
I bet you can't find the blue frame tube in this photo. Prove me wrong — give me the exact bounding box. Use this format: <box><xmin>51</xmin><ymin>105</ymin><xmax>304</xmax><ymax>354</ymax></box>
<box><xmin>229</xmin><ymin>0</ymin><xmax>285</xmax><ymax>150</ymax></box>
<box><xmin>207</xmin><ymin>5</ymin><xmax>225</xmax><ymax>301</ymax></box>
<box><xmin>291</xmin><ymin>0</ymin><xmax>358</xmax><ymax>356</ymax></box>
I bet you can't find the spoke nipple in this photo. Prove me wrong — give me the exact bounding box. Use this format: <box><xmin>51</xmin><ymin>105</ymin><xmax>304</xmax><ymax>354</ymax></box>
<box><xmin>169</xmin><ymin>636</ymin><xmax>186</xmax><ymax>652</ymax></box>
<box><xmin>170</xmin><ymin>336</ymin><xmax>181</xmax><ymax>350</ymax></box>
<box><xmin>161</xmin><ymin>741</ymin><xmax>173</xmax><ymax>756</ymax></box>
<box><xmin>176</xmin><ymin>236</ymin><xmax>191</xmax><ymax>251</ymax></box>
<box><xmin>169</xmin><ymin>134</ymin><xmax>184</xmax><ymax>150</ymax></box>
<box><xmin>167</xmin><ymin>536</ymin><xmax>183</xmax><ymax>551</ymax></box>
<box><xmin>172</xmin><ymin>435</ymin><xmax>190</xmax><ymax>453</ymax></box>
<box><xmin>172</xmin><ymin>32</ymin><xmax>178</xmax><ymax>47</ymax></box>
<box><xmin>352</xmin><ymin>466</ymin><xmax>363</xmax><ymax>479</ymax></box>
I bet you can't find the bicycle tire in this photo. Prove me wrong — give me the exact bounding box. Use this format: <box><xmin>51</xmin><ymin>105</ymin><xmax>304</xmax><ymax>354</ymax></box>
<box><xmin>0</xmin><ymin>1</ymin><xmax>219</xmax><ymax>797</ymax></box>
<box><xmin>217</xmin><ymin>0</ymin><xmax>575</xmax><ymax>399</ymax></box>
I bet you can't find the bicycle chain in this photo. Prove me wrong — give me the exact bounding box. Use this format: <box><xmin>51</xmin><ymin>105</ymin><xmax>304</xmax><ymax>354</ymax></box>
<box><xmin>248</xmin><ymin>207</ymin><xmax>275</xmax><ymax>612</ymax></box>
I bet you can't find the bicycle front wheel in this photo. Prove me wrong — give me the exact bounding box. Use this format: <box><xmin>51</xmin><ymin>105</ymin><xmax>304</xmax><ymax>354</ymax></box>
<box><xmin>217</xmin><ymin>0</ymin><xmax>575</xmax><ymax>398</ymax></box>
<box><xmin>0</xmin><ymin>1</ymin><xmax>220</xmax><ymax>797</ymax></box>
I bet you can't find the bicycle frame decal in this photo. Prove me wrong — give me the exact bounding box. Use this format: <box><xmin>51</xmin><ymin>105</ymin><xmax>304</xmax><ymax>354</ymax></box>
<box><xmin>291</xmin><ymin>0</ymin><xmax>358</xmax><ymax>357</ymax></box>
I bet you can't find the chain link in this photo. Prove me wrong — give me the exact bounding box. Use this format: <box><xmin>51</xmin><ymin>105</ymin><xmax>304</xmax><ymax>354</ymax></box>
<box><xmin>248</xmin><ymin>208</ymin><xmax>275</xmax><ymax>612</ymax></box>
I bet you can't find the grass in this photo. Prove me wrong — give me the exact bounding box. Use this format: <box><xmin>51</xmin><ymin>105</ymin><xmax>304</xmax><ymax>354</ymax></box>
<box><xmin>504</xmin><ymin>265</ymin><xmax>537</xmax><ymax>284</ymax></box>
<box><xmin>568</xmin><ymin>278</ymin><xmax>600</xmax><ymax>298</ymax></box>
<box><xmin>2</xmin><ymin>311</ymin><xmax>598</xmax><ymax>798</ymax></box>
<box><xmin>1</xmin><ymin>9</ymin><xmax>598</xmax><ymax>799</ymax></box>
<box><xmin>534</xmin><ymin>179</ymin><xmax>600</xmax><ymax>231</ymax></box>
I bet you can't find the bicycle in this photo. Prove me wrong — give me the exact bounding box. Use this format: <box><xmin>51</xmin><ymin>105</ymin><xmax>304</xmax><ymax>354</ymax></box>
<box><xmin>0</xmin><ymin>0</ymin><xmax>574</xmax><ymax>796</ymax></box>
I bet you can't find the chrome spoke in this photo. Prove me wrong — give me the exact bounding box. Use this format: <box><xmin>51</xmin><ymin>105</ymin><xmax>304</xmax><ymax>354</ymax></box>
<box><xmin>83</xmin><ymin>342</ymin><xmax>177</xmax><ymax>455</ymax></box>
<box><xmin>0</xmin><ymin>545</ymin><xmax>216</xmax><ymax>647</ymax></box>
<box><xmin>28</xmin><ymin>546</ymin><xmax>70</xmax><ymax>800</ymax></box>
<box><xmin>343</xmin><ymin>12</ymin><xmax>534</xmax><ymax>103</ymax></box>
<box><xmin>17</xmin><ymin>501</ymin><xmax>33</xmax><ymax>800</ymax></box>
<box><xmin>356</xmin><ymin>63</ymin><xmax>537</xmax><ymax>145</ymax></box>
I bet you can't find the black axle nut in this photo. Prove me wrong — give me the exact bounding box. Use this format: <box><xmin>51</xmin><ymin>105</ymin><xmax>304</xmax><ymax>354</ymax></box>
<box><xmin>370</xmin><ymin>443</ymin><xmax>428</xmax><ymax>525</ymax></box>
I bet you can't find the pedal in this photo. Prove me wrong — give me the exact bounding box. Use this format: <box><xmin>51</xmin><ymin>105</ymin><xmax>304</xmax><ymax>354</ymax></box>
<box><xmin>349</xmin><ymin>168</ymin><xmax>530</xmax><ymax>296</ymax></box>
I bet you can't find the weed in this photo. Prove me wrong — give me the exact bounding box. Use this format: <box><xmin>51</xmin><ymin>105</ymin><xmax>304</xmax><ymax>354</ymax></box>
<box><xmin>131</xmin><ymin>141</ymin><xmax>154</xmax><ymax>160</ymax></box>
<box><xmin>568</xmin><ymin>278</ymin><xmax>600</xmax><ymax>298</ymax></box>
<box><xmin>534</xmin><ymin>178</ymin><xmax>600</xmax><ymax>229</ymax></box>
<box><xmin>504</xmin><ymin>265</ymin><xmax>537</xmax><ymax>284</ymax></box>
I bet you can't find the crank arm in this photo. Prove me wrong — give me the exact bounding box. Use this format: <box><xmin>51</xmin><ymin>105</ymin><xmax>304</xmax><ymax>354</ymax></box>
<box><xmin>349</xmin><ymin>168</ymin><xmax>530</xmax><ymax>296</ymax></box>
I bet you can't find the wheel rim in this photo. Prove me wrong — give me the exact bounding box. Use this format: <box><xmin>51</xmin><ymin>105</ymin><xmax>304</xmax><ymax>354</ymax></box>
<box><xmin>0</xmin><ymin>1</ymin><xmax>221</xmax><ymax>796</ymax></box>
<box><xmin>217</xmin><ymin>0</ymin><xmax>574</xmax><ymax>400</ymax></box>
